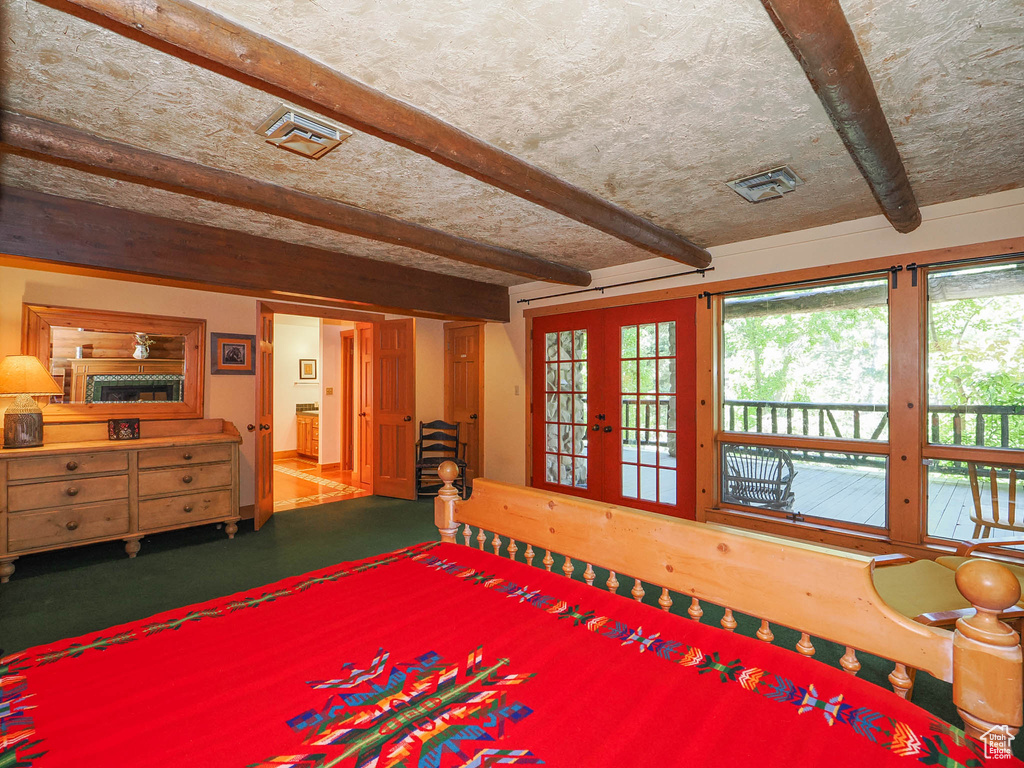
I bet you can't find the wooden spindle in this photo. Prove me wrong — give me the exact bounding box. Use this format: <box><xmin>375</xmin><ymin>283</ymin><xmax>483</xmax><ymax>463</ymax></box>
<box><xmin>584</xmin><ymin>563</ymin><xmax>596</xmax><ymax>586</ymax></box>
<box><xmin>840</xmin><ymin>647</ymin><xmax>861</xmax><ymax>675</ymax></box>
<box><xmin>658</xmin><ymin>588</ymin><xmax>673</xmax><ymax>612</ymax></box>
<box><xmin>889</xmin><ymin>663</ymin><xmax>912</xmax><ymax>699</ymax></box>
<box><xmin>606</xmin><ymin>570</ymin><xmax>619</xmax><ymax>594</ymax></box>
<box><xmin>756</xmin><ymin>619</ymin><xmax>774</xmax><ymax>642</ymax></box>
<box><xmin>796</xmin><ymin>632</ymin><xmax>815</xmax><ymax>657</ymax></box>
<box><xmin>476</xmin><ymin>527</ymin><xmax>486</xmax><ymax>551</ymax></box>
<box><xmin>491</xmin><ymin>533</ymin><xmax>502</xmax><ymax>556</ymax></box>
<box><xmin>721</xmin><ymin>608</ymin><xmax>737</xmax><ymax>632</ymax></box>
<box><xmin>524</xmin><ymin>544</ymin><xmax>535</xmax><ymax>566</ymax></box>
<box><xmin>507</xmin><ymin>538</ymin><xmax>518</xmax><ymax>561</ymax></box>
<box><xmin>631</xmin><ymin>579</ymin><xmax>645</xmax><ymax>602</ymax></box>
<box><xmin>991</xmin><ymin>467</ymin><xmax>1001</xmax><ymax>524</ymax></box>
<box><xmin>543</xmin><ymin>550</ymin><xmax>554</xmax><ymax>572</ymax></box>
<box><xmin>562</xmin><ymin>556</ymin><xmax>575</xmax><ymax>579</ymax></box>
<box><xmin>688</xmin><ymin>597</ymin><xmax>703</xmax><ymax>621</ymax></box>
<box><xmin>461</xmin><ymin>523</ymin><xmax>471</xmax><ymax>547</ymax></box>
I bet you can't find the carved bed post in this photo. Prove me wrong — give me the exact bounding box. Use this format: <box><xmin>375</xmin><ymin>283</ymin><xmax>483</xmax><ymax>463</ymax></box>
<box><xmin>434</xmin><ymin>460</ymin><xmax>461</xmax><ymax>543</ymax></box>
<box><xmin>952</xmin><ymin>559</ymin><xmax>1023</xmax><ymax>739</ymax></box>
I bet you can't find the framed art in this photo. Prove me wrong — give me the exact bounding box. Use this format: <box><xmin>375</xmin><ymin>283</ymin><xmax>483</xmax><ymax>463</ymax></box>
<box><xmin>210</xmin><ymin>333</ymin><xmax>256</xmax><ymax>375</ymax></box>
<box><xmin>298</xmin><ymin>358</ymin><xmax>317</xmax><ymax>380</ymax></box>
<box><xmin>107</xmin><ymin>418</ymin><xmax>141</xmax><ymax>440</ymax></box>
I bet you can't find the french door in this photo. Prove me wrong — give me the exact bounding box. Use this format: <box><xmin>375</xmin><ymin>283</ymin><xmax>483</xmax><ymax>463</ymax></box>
<box><xmin>531</xmin><ymin>298</ymin><xmax>696</xmax><ymax>517</ymax></box>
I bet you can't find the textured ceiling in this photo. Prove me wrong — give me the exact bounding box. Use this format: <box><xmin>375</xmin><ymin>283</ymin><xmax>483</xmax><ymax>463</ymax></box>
<box><xmin>1</xmin><ymin>0</ymin><xmax>1022</xmax><ymax>287</ymax></box>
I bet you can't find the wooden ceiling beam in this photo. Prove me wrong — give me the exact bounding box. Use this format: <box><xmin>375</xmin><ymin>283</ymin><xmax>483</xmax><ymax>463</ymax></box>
<box><xmin>52</xmin><ymin>0</ymin><xmax>712</xmax><ymax>269</ymax></box>
<box><xmin>0</xmin><ymin>186</ymin><xmax>510</xmax><ymax>322</ymax></box>
<box><xmin>759</xmin><ymin>0</ymin><xmax>921</xmax><ymax>234</ymax></box>
<box><xmin>0</xmin><ymin>110</ymin><xmax>589</xmax><ymax>287</ymax></box>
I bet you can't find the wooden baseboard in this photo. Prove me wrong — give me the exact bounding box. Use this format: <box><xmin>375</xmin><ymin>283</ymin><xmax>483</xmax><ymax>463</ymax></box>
<box><xmin>319</xmin><ymin>462</ymin><xmax>341</xmax><ymax>471</ymax></box>
<box><xmin>238</xmin><ymin>503</ymin><xmax>255</xmax><ymax>520</ymax></box>
<box><xmin>273</xmin><ymin>450</ymin><xmax>298</xmax><ymax>460</ymax></box>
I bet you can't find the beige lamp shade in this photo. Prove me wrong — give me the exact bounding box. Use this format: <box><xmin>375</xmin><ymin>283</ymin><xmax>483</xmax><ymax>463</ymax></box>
<box><xmin>0</xmin><ymin>355</ymin><xmax>63</xmax><ymax>396</ymax></box>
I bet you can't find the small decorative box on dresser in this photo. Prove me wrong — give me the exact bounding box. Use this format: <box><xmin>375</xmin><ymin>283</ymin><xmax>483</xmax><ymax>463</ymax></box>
<box><xmin>0</xmin><ymin>418</ymin><xmax>241</xmax><ymax>583</ymax></box>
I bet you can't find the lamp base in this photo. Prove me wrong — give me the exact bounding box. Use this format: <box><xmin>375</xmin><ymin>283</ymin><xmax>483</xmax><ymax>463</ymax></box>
<box><xmin>3</xmin><ymin>393</ymin><xmax>44</xmax><ymax>449</ymax></box>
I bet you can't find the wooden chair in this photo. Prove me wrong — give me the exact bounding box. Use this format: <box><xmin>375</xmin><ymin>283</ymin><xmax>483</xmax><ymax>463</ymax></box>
<box><xmin>967</xmin><ymin>462</ymin><xmax>1022</xmax><ymax>538</ymax></box>
<box><xmin>721</xmin><ymin>444</ymin><xmax>796</xmax><ymax>512</ymax></box>
<box><xmin>415</xmin><ymin>420</ymin><xmax>467</xmax><ymax>498</ymax></box>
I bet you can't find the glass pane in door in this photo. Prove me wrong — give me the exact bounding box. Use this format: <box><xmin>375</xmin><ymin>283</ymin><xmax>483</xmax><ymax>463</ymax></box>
<box><xmin>620</xmin><ymin>322</ymin><xmax>676</xmax><ymax>504</ymax></box>
<box><xmin>543</xmin><ymin>330</ymin><xmax>588</xmax><ymax>489</ymax></box>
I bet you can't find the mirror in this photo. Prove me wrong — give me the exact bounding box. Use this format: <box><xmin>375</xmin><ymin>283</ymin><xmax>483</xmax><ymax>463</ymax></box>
<box><xmin>22</xmin><ymin>305</ymin><xmax>205</xmax><ymax>423</ymax></box>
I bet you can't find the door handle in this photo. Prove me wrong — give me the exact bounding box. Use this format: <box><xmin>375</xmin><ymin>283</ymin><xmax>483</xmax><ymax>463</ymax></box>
<box><xmin>591</xmin><ymin>424</ymin><xmax>601</xmax><ymax>432</ymax></box>
<box><xmin>358</xmin><ymin>412</ymin><xmax>367</xmax><ymax>417</ymax></box>
<box><xmin>403</xmin><ymin>415</ymin><xmax>412</xmax><ymax>422</ymax></box>
<box><xmin>247</xmin><ymin>424</ymin><xmax>256</xmax><ymax>432</ymax></box>
<box><xmin>470</xmin><ymin>413</ymin><xmax>478</xmax><ymax>419</ymax></box>
<box><xmin>603</xmin><ymin>426</ymin><xmax>613</xmax><ymax>433</ymax></box>
<box><xmin>260</xmin><ymin>423</ymin><xmax>271</xmax><ymax>431</ymax></box>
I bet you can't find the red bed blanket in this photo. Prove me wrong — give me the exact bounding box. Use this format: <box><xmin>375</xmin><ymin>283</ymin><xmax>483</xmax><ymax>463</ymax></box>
<box><xmin>0</xmin><ymin>541</ymin><xmax>1011</xmax><ymax>767</ymax></box>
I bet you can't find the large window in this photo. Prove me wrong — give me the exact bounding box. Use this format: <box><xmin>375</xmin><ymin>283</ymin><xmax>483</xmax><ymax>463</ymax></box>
<box><xmin>720</xmin><ymin>278</ymin><xmax>890</xmax><ymax>528</ymax></box>
<box><xmin>925</xmin><ymin>261</ymin><xmax>1024</xmax><ymax>541</ymax></box>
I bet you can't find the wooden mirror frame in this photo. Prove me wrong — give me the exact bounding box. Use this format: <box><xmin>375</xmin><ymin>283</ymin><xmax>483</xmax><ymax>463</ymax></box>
<box><xmin>22</xmin><ymin>304</ymin><xmax>206</xmax><ymax>423</ymax></box>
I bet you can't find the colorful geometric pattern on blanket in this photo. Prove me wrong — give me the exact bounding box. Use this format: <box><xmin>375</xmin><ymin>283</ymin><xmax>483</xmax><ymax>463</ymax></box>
<box><xmin>410</xmin><ymin>551</ymin><xmax>986</xmax><ymax>768</ymax></box>
<box><xmin>252</xmin><ymin>647</ymin><xmax>539</xmax><ymax>768</ymax></box>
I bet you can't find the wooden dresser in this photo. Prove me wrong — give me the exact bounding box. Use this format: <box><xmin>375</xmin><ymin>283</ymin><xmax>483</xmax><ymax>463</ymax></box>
<box><xmin>0</xmin><ymin>418</ymin><xmax>241</xmax><ymax>583</ymax></box>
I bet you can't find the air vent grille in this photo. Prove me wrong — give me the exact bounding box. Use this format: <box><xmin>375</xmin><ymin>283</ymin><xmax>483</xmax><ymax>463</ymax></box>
<box><xmin>726</xmin><ymin>165</ymin><xmax>804</xmax><ymax>203</ymax></box>
<box><xmin>256</xmin><ymin>106</ymin><xmax>352</xmax><ymax>160</ymax></box>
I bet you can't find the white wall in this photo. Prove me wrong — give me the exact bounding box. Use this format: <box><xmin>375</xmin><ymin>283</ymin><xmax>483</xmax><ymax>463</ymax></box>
<box><xmin>319</xmin><ymin>323</ymin><xmax>343</xmax><ymax>466</ymax></box>
<box><xmin>272</xmin><ymin>315</ymin><xmax>320</xmax><ymax>454</ymax></box>
<box><xmin>482</xmin><ymin>188</ymin><xmax>1024</xmax><ymax>486</ymax></box>
<box><xmin>414</xmin><ymin>318</ymin><xmax>446</xmax><ymax>426</ymax></box>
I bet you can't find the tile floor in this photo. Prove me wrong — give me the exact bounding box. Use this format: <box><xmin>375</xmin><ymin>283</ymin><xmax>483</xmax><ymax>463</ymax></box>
<box><xmin>272</xmin><ymin>457</ymin><xmax>370</xmax><ymax>511</ymax></box>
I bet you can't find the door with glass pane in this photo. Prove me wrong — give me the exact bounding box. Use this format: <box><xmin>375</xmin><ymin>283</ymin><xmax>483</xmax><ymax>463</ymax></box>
<box><xmin>531</xmin><ymin>299</ymin><xmax>696</xmax><ymax>516</ymax></box>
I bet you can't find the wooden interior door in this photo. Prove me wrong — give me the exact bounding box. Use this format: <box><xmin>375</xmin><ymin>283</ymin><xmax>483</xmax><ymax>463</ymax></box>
<box><xmin>340</xmin><ymin>330</ymin><xmax>355</xmax><ymax>472</ymax></box>
<box><xmin>355</xmin><ymin>323</ymin><xmax>373</xmax><ymax>489</ymax></box>
<box><xmin>531</xmin><ymin>299</ymin><xmax>696</xmax><ymax>517</ymax></box>
<box><xmin>445</xmin><ymin>322</ymin><xmax>483</xmax><ymax>484</ymax></box>
<box><xmin>372</xmin><ymin>318</ymin><xmax>417</xmax><ymax>499</ymax></box>
<box><xmin>254</xmin><ymin>303</ymin><xmax>275</xmax><ymax>530</ymax></box>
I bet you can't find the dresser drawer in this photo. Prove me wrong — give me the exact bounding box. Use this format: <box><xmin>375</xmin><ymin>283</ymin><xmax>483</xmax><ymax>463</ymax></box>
<box><xmin>8</xmin><ymin>501</ymin><xmax>130</xmax><ymax>551</ymax></box>
<box><xmin>7</xmin><ymin>452</ymin><xmax>128</xmax><ymax>481</ymax></box>
<box><xmin>138</xmin><ymin>462</ymin><xmax>232</xmax><ymax>497</ymax></box>
<box><xmin>8</xmin><ymin>475</ymin><xmax>129</xmax><ymax>513</ymax></box>
<box><xmin>138</xmin><ymin>443</ymin><xmax>234</xmax><ymax>469</ymax></box>
<box><xmin>139</xmin><ymin>490</ymin><xmax>233</xmax><ymax>530</ymax></box>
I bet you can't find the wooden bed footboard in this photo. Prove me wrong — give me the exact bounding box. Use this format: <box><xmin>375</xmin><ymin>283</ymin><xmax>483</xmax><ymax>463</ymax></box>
<box><xmin>433</xmin><ymin>463</ymin><xmax>1023</xmax><ymax>740</ymax></box>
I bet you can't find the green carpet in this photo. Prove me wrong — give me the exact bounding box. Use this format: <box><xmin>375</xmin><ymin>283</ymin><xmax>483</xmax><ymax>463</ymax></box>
<box><xmin>2</xmin><ymin>495</ymin><xmax>1012</xmax><ymax>757</ymax></box>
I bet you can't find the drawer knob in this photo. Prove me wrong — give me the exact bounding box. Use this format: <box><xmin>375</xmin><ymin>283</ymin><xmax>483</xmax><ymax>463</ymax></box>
<box><xmin>182</xmin><ymin>474</ymin><xmax>193</xmax><ymax>484</ymax></box>
<box><xmin>66</xmin><ymin>520</ymin><xmax>79</xmax><ymax>531</ymax></box>
<box><xmin>183</xmin><ymin>504</ymin><xmax>194</xmax><ymax>513</ymax></box>
<box><xmin>183</xmin><ymin>452</ymin><xmax>193</xmax><ymax>460</ymax></box>
<box><xmin>66</xmin><ymin>460</ymin><xmax>79</xmax><ymax>471</ymax></box>
<box><xmin>66</xmin><ymin>487</ymin><xmax>79</xmax><ymax>497</ymax></box>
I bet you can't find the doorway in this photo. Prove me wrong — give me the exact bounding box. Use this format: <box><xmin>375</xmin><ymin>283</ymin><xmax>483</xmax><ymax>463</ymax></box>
<box><xmin>270</xmin><ymin>314</ymin><xmax>367</xmax><ymax>513</ymax></box>
<box><xmin>530</xmin><ymin>298</ymin><xmax>696</xmax><ymax>517</ymax></box>
<box><xmin>444</xmin><ymin>322</ymin><xmax>484</xmax><ymax>486</ymax></box>
<box><xmin>253</xmin><ymin>304</ymin><xmax>418</xmax><ymax>529</ymax></box>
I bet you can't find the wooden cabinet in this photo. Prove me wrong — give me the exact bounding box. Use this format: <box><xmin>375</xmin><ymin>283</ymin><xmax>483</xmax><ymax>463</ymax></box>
<box><xmin>296</xmin><ymin>412</ymin><xmax>319</xmax><ymax>459</ymax></box>
<box><xmin>0</xmin><ymin>418</ymin><xmax>241</xmax><ymax>583</ymax></box>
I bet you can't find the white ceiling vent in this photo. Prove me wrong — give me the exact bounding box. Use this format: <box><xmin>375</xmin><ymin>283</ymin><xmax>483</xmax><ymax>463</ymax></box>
<box><xmin>726</xmin><ymin>165</ymin><xmax>804</xmax><ymax>203</ymax></box>
<box><xmin>256</xmin><ymin>106</ymin><xmax>352</xmax><ymax>160</ymax></box>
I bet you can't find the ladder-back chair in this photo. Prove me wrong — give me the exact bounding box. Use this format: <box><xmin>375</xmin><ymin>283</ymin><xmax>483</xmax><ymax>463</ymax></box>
<box><xmin>415</xmin><ymin>420</ymin><xmax>467</xmax><ymax>498</ymax></box>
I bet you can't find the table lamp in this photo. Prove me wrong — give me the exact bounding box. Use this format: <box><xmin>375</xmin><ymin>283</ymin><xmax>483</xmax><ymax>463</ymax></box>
<box><xmin>0</xmin><ymin>355</ymin><xmax>64</xmax><ymax>449</ymax></box>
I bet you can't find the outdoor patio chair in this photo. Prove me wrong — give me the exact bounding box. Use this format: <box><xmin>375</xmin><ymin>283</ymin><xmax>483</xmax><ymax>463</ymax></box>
<box><xmin>720</xmin><ymin>444</ymin><xmax>797</xmax><ymax>512</ymax></box>
<box><xmin>966</xmin><ymin>462</ymin><xmax>1023</xmax><ymax>538</ymax></box>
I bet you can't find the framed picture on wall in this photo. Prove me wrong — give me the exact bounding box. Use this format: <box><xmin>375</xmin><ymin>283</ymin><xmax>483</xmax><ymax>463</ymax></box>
<box><xmin>298</xmin><ymin>358</ymin><xmax>317</xmax><ymax>380</ymax></box>
<box><xmin>211</xmin><ymin>333</ymin><xmax>256</xmax><ymax>375</ymax></box>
